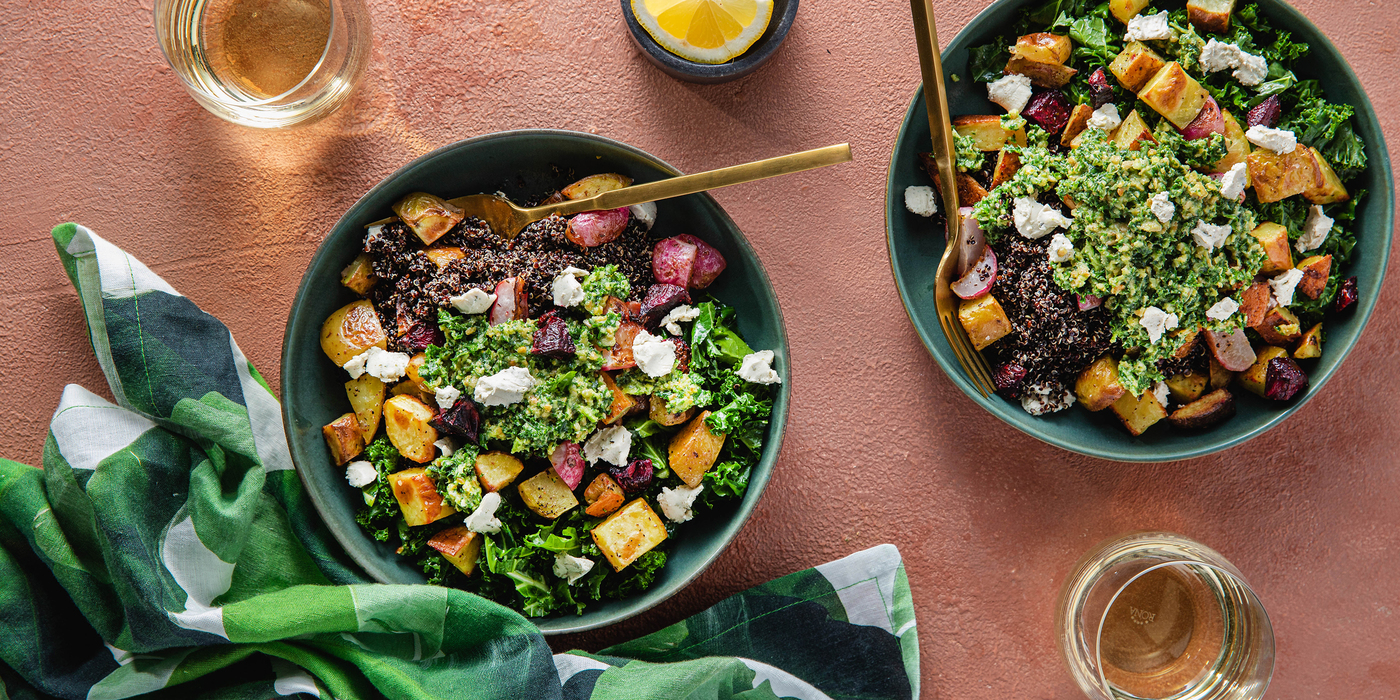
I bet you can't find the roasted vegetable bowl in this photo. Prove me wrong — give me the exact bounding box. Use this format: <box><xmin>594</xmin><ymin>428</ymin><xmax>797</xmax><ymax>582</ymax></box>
<box><xmin>284</xmin><ymin>130</ymin><xmax>789</xmax><ymax>633</ymax></box>
<box><xmin>887</xmin><ymin>0</ymin><xmax>1391</xmax><ymax>461</ymax></box>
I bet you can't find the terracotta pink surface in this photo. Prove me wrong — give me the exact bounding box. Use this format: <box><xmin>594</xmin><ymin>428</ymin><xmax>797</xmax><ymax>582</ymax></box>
<box><xmin>2</xmin><ymin>0</ymin><xmax>1398</xmax><ymax>695</ymax></box>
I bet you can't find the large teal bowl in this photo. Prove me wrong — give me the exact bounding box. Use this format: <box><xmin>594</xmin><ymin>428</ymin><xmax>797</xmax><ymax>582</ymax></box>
<box><xmin>886</xmin><ymin>0</ymin><xmax>1392</xmax><ymax>461</ymax></box>
<box><xmin>282</xmin><ymin>130</ymin><xmax>789</xmax><ymax>633</ymax></box>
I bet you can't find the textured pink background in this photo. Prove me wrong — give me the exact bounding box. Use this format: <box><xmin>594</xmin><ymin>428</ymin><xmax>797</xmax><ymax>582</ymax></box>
<box><xmin>2</xmin><ymin>0</ymin><xmax>1398</xmax><ymax>695</ymax></box>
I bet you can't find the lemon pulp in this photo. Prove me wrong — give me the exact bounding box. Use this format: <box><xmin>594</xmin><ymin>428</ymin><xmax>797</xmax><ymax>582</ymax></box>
<box><xmin>632</xmin><ymin>0</ymin><xmax>774</xmax><ymax>65</ymax></box>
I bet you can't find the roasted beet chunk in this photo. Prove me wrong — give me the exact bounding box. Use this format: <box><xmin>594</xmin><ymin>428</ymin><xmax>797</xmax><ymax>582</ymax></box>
<box><xmin>638</xmin><ymin>284</ymin><xmax>691</xmax><ymax>327</ymax></box>
<box><xmin>432</xmin><ymin>400</ymin><xmax>479</xmax><ymax>441</ymax></box>
<box><xmin>531</xmin><ymin>311</ymin><xmax>576</xmax><ymax>359</ymax></box>
<box><xmin>1024</xmin><ymin>90</ymin><xmax>1073</xmax><ymax>133</ymax></box>
<box><xmin>401</xmin><ymin>320</ymin><xmax>445</xmax><ymax>351</ymax></box>
<box><xmin>608</xmin><ymin>459</ymin><xmax>654</xmax><ymax>495</ymax></box>
<box><xmin>1264</xmin><ymin>357</ymin><xmax>1309</xmax><ymax>401</ymax></box>
<box><xmin>671</xmin><ymin>338</ymin><xmax>691</xmax><ymax>373</ymax></box>
<box><xmin>1246</xmin><ymin>95</ymin><xmax>1281</xmax><ymax>128</ymax></box>
<box><xmin>1334</xmin><ymin>276</ymin><xmax>1358</xmax><ymax>313</ymax></box>
<box><xmin>1088</xmin><ymin>68</ymin><xmax>1115</xmax><ymax>110</ymax></box>
<box><xmin>994</xmin><ymin>363</ymin><xmax>1028</xmax><ymax>397</ymax></box>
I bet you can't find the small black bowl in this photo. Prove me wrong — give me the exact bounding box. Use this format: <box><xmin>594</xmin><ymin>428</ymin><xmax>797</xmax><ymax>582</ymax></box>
<box><xmin>621</xmin><ymin>0</ymin><xmax>798</xmax><ymax>84</ymax></box>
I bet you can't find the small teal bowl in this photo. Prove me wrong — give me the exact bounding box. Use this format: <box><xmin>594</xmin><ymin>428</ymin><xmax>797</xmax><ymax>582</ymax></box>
<box><xmin>282</xmin><ymin>129</ymin><xmax>790</xmax><ymax>633</ymax></box>
<box><xmin>621</xmin><ymin>0</ymin><xmax>799</xmax><ymax>84</ymax></box>
<box><xmin>886</xmin><ymin>0</ymin><xmax>1392</xmax><ymax>462</ymax></box>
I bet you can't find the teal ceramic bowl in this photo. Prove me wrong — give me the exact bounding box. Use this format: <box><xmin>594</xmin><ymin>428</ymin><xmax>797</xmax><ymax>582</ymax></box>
<box><xmin>886</xmin><ymin>0</ymin><xmax>1392</xmax><ymax>462</ymax></box>
<box><xmin>282</xmin><ymin>129</ymin><xmax>789</xmax><ymax>633</ymax></box>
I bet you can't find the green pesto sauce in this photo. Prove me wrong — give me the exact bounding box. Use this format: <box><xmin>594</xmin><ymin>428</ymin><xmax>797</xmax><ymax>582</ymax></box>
<box><xmin>973</xmin><ymin>128</ymin><xmax>1265</xmax><ymax>396</ymax></box>
<box><xmin>615</xmin><ymin>369</ymin><xmax>710</xmax><ymax>413</ymax></box>
<box><xmin>955</xmin><ymin>133</ymin><xmax>983</xmax><ymax>173</ymax></box>
<box><xmin>581</xmin><ymin>265</ymin><xmax>631</xmax><ymax>316</ymax></box>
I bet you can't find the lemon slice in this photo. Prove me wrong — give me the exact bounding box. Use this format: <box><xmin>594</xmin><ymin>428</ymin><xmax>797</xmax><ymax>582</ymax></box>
<box><xmin>631</xmin><ymin>0</ymin><xmax>774</xmax><ymax>65</ymax></box>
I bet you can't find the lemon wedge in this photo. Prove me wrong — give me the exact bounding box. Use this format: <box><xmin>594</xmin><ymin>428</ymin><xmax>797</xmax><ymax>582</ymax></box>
<box><xmin>631</xmin><ymin>0</ymin><xmax>774</xmax><ymax>65</ymax></box>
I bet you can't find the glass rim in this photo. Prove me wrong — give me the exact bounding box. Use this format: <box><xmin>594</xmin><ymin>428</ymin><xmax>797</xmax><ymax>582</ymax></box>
<box><xmin>153</xmin><ymin>0</ymin><xmax>341</xmax><ymax>106</ymax></box>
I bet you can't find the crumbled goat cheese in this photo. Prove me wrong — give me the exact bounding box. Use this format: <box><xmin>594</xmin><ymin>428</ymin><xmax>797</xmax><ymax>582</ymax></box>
<box><xmin>552</xmin><ymin>553</ymin><xmax>595</xmax><ymax>584</ymax></box>
<box><xmin>1270</xmin><ymin>268</ymin><xmax>1305</xmax><ymax>306</ymax></box>
<box><xmin>987</xmin><ymin>74</ymin><xmax>1033</xmax><ymax>114</ymax></box>
<box><xmin>659</xmin><ymin>304</ymin><xmax>701</xmax><ymax>336</ymax></box>
<box><xmin>1298</xmin><ymin>204</ymin><xmax>1334</xmax><ymax>253</ymax></box>
<box><xmin>583</xmin><ymin>424</ymin><xmax>631</xmax><ymax>466</ymax></box>
<box><xmin>1140</xmin><ymin>306</ymin><xmax>1180</xmax><ymax>344</ymax></box>
<box><xmin>551</xmin><ymin>266</ymin><xmax>590</xmax><ymax>307</ymax></box>
<box><xmin>1191</xmin><ymin>221</ymin><xmax>1232</xmax><ymax>252</ymax></box>
<box><xmin>738</xmin><ymin>350</ymin><xmax>782</xmax><ymax>385</ymax></box>
<box><xmin>1199</xmin><ymin>39</ymin><xmax>1240</xmax><ymax>73</ymax></box>
<box><xmin>473</xmin><ymin>366</ymin><xmax>536</xmax><ymax>406</ymax></box>
<box><xmin>356</xmin><ymin>347</ymin><xmax>410</xmax><ymax>383</ymax></box>
<box><xmin>1234</xmin><ymin>52</ymin><xmax>1268</xmax><ymax>86</ymax></box>
<box><xmin>629</xmin><ymin>202</ymin><xmax>658</xmax><ymax>230</ymax></box>
<box><xmin>633</xmin><ymin>330</ymin><xmax>677</xmax><ymax>378</ymax></box>
<box><xmin>1125</xmin><ymin>11</ymin><xmax>1173</xmax><ymax>41</ymax></box>
<box><xmin>1020</xmin><ymin>383</ymin><xmax>1076</xmax><ymax>416</ymax></box>
<box><xmin>1206</xmin><ymin>297</ymin><xmax>1240</xmax><ymax>321</ymax></box>
<box><xmin>1152</xmin><ymin>381</ymin><xmax>1171</xmax><ymax>407</ymax></box>
<box><xmin>657</xmin><ymin>484</ymin><xmax>704</xmax><ymax>523</ymax></box>
<box><xmin>904</xmin><ymin>186</ymin><xmax>938</xmax><ymax>217</ymax></box>
<box><xmin>342</xmin><ymin>351</ymin><xmax>370</xmax><ymax>378</ymax></box>
<box><xmin>1048</xmin><ymin>233</ymin><xmax>1075</xmax><ymax>263</ymax></box>
<box><xmin>345</xmin><ymin>461</ymin><xmax>376</xmax><ymax>488</ymax></box>
<box><xmin>1150</xmin><ymin>192</ymin><xmax>1175</xmax><ymax>223</ymax></box>
<box><xmin>465</xmin><ymin>492</ymin><xmax>503</xmax><ymax>534</ymax></box>
<box><xmin>434</xmin><ymin>385</ymin><xmax>461</xmax><ymax>410</ymax></box>
<box><xmin>1088</xmin><ymin>103</ymin><xmax>1122</xmax><ymax>131</ymax></box>
<box><xmin>1245</xmin><ymin>125</ymin><xmax>1297</xmax><ymax>154</ymax></box>
<box><xmin>1219</xmin><ymin>162</ymin><xmax>1248</xmax><ymax>200</ymax></box>
<box><xmin>433</xmin><ymin>437</ymin><xmax>457</xmax><ymax>457</ymax></box>
<box><xmin>449</xmin><ymin>288</ymin><xmax>496</xmax><ymax>315</ymax></box>
<box><xmin>1013</xmin><ymin>197</ymin><xmax>1073</xmax><ymax>239</ymax></box>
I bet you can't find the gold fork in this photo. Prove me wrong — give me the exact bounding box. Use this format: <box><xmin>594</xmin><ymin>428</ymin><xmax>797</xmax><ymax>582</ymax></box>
<box><xmin>910</xmin><ymin>0</ymin><xmax>997</xmax><ymax>397</ymax></box>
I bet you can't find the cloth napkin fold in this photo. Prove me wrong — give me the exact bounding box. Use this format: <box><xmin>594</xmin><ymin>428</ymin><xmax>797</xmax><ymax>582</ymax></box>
<box><xmin>0</xmin><ymin>224</ymin><xmax>918</xmax><ymax>700</ymax></box>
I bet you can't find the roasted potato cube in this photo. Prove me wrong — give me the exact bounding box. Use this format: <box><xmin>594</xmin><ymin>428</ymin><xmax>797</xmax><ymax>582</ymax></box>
<box><xmin>958</xmin><ymin>295</ymin><xmax>1013</xmax><ymax>351</ymax></box>
<box><xmin>562</xmin><ymin>173</ymin><xmax>632</xmax><ymax>201</ymax></box>
<box><xmin>1076</xmin><ymin>355</ymin><xmax>1128</xmax><ymax>412</ymax></box>
<box><xmin>1111</xmin><ymin>0</ymin><xmax>1151</xmax><ymax>23</ymax></box>
<box><xmin>518</xmin><ymin>469</ymin><xmax>579</xmax><ymax>520</ymax></box>
<box><xmin>1113</xmin><ymin>109</ymin><xmax>1156</xmax><ymax>151</ymax></box>
<box><xmin>1165</xmin><ymin>371</ymin><xmax>1209</xmax><ymax>404</ymax></box>
<box><xmin>600</xmin><ymin>372</ymin><xmax>638</xmax><ymax>425</ymax></box>
<box><xmin>584</xmin><ymin>473</ymin><xmax>626</xmax><ymax>518</ymax></box>
<box><xmin>1296</xmin><ymin>255</ymin><xmax>1332</xmax><ymax>299</ymax></box>
<box><xmin>1293</xmin><ymin>323</ymin><xmax>1323</xmax><ymax>359</ymax></box>
<box><xmin>1212</xmin><ymin>111</ymin><xmax>1251</xmax><ymax>174</ymax></box>
<box><xmin>1248</xmin><ymin>147</ymin><xmax>1323</xmax><ymax>204</ymax></box>
<box><xmin>1061</xmin><ymin>104</ymin><xmax>1094</xmax><ymax>147</ymax></box>
<box><xmin>1139</xmin><ymin>62</ymin><xmax>1210</xmax><ymax>129</ymax></box>
<box><xmin>591</xmin><ymin>498</ymin><xmax>668</xmax><ymax>572</ymax></box>
<box><xmin>1110</xmin><ymin>41</ymin><xmax>1167</xmax><ymax>92</ymax></box>
<box><xmin>322</xmin><ymin>412</ymin><xmax>364</xmax><ymax>465</ymax></box>
<box><xmin>1249</xmin><ymin>222</ymin><xmax>1294</xmax><ymax>274</ymax></box>
<box><xmin>383</xmin><ymin>394</ymin><xmax>438</xmax><ymax>463</ymax></box>
<box><xmin>991</xmin><ymin>149</ymin><xmax>1022</xmax><ymax>189</ymax></box>
<box><xmin>388</xmin><ymin>379</ymin><xmax>434</xmax><ymax>405</ymax></box>
<box><xmin>392</xmin><ymin>192</ymin><xmax>463</xmax><ymax>245</ymax></box>
<box><xmin>1005</xmin><ymin>55</ymin><xmax>1077</xmax><ymax>88</ymax></box>
<box><xmin>424</xmin><ymin>246</ymin><xmax>465</xmax><ymax>270</ymax></box>
<box><xmin>953</xmin><ymin>115</ymin><xmax>1029</xmax><ymax>151</ymax></box>
<box><xmin>1168</xmin><ymin>388</ymin><xmax>1236</xmax><ymax>429</ymax></box>
<box><xmin>1110</xmin><ymin>389</ymin><xmax>1168</xmax><ymax>436</ymax></box>
<box><xmin>389</xmin><ymin>467</ymin><xmax>457</xmax><ymax>526</ymax></box>
<box><xmin>1239</xmin><ymin>281</ymin><xmax>1273</xmax><ymax>327</ymax></box>
<box><xmin>649</xmin><ymin>396</ymin><xmax>697</xmax><ymax>427</ymax></box>
<box><xmin>1186</xmin><ymin>0</ymin><xmax>1235</xmax><ymax>34</ymax></box>
<box><xmin>1254</xmin><ymin>306</ymin><xmax>1302</xmax><ymax>346</ymax></box>
<box><xmin>1238</xmin><ymin>345</ymin><xmax>1288</xmax><ymax>397</ymax></box>
<box><xmin>340</xmin><ymin>253</ymin><xmax>377</xmax><ymax>295</ymax></box>
<box><xmin>427</xmin><ymin>526</ymin><xmax>482</xmax><ymax>576</ymax></box>
<box><xmin>320</xmin><ymin>300</ymin><xmax>388</xmax><ymax>367</ymax></box>
<box><xmin>405</xmin><ymin>353</ymin><xmax>433</xmax><ymax>394</ymax></box>
<box><xmin>670</xmin><ymin>410</ymin><xmax>727</xmax><ymax>488</ymax></box>
<box><xmin>345</xmin><ymin>374</ymin><xmax>386</xmax><ymax>442</ymax></box>
<box><xmin>474</xmin><ymin>451</ymin><xmax>524</xmax><ymax>493</ymax></box>
<box><xmin>1208</xmin><ymin>356</ymin><xmax>1235</xmax><ymax>390</ymax></box>
<box><xmin>957</xmin><ymin>173</ymin><xmax>989</xmax><ymax>207</ymax></box>
<box><xmin>1014</xmin><ymin>33</ymin><xmax>1072</xmax><ymax>64</ymax></box>
<box><xmin>1303</xmin><ymin>148</ymin><xmax>1350</xmax><ymax>204</ymax></box>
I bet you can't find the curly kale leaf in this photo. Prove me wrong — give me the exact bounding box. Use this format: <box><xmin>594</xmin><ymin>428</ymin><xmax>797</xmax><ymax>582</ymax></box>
<box><xmin>967</xmin><ymin>42</ymin><xmax>1011</xmax><ymax>83</ymax></box>
<box><xmin>1321</xmin><ymin>122</ymin><xmax>1368</xmax><ymax>181</ymax></box>
<box><xmin>354</xmin><ymin>437</ymin><xmax>403</xmax><ymax>543</ymax></box>
<box><xmin>605</xmin><ymin>550</ymin><xmax>667</xmax><ymax>600</ymax></box>
<box><xmin>698</xmin><ymin>460</ymin><xmax>751</xmax><ymax>510</ymax></box>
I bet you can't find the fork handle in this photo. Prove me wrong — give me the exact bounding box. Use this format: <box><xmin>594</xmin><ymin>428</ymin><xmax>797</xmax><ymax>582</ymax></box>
<box><xmin>527</xmin><ymin>143</ymin><xmax>854</xmax><ymax>218</ymax></box>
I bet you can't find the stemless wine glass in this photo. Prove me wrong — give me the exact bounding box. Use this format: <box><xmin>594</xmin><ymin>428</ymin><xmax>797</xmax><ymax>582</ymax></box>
<box><xmin>155</xmin><ymin>0</ymin><xmax>371</xmax><ymax>128</ymax></box>
<box><xmin>1056</xmin><ymin>532</ymin><xmax>1275</xmax><ymax>700</ymax></box>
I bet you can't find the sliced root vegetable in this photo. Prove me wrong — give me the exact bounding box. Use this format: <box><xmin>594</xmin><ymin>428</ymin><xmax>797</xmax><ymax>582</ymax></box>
<box><xmin>1204</xmin><ymin>327</ymin><xmax>1256</xmax><ymax>372</ymax></box>
<box><xmin>674</xmin><ymin>234</ymin><xmax>727</xmax><ymax>289</ymax></box>
<box><xmin>602</xmin><ymin>321</ymin><xmax>643</xmax><ymax>370</ymax></box>
<box><xmin>562</xmin><ymin>173</ymin><xmax>632</xmax><ymax>200</ymax></box>
<box><xmin>952</xmin><ymin>246</ymin><xmax>997</xmax><ymax>300</ymax></box>
<box><xmin>1077</xmin><ymin>294</ymin><xmax>1103</xmax><ymax>310</ymax></box>
<box><xmin>1246</xmin><ymin>95</ymin><xmax>1281</xmax><ymax>128</ymax></box>
<box><xmin>1264</xmin><ymin>357</ymin><xmax>1309</xmax><ymax>400</ymax></box>
<box><xmin>957</xmin><ymin>213</ymin><xmax>987</xmax><ymax>277</ymax></box>
<box><xmin>488</xmin><ymin>277</ymin><xmax>527</xmax><ymax>325</ymax></box>
<box><xmin>1087</xmin><ymin>67</ymin><xmax>1115</xmax><ymax>110</ymax></box>
<box><xmin>549</xmin><ymin>442</ymin><xmax>586</xmax><ymax>489</ymax></box>
<box><xmin>1023</xmin><ymin>90</ymin><xmax>1073</xmax><ymax>133</ymax></box>
<box><xmin>639</xmin><ymin>284</ymin><xmax>692</xmax><ymax>326</ymax></box>
<box><xmin>652</xmin><ymin>237</ymin><xmax>698</xmax><ymax>286</ymax></box>
<box><xmin>1179</xmin><ymin>96</ymin><xmax>1224</xmax><ymax>140</ymax></box>
<box><xmin>565</xmin><ymin>208</ymin><xmax>630</xmax><ymax>247</ymax></box>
